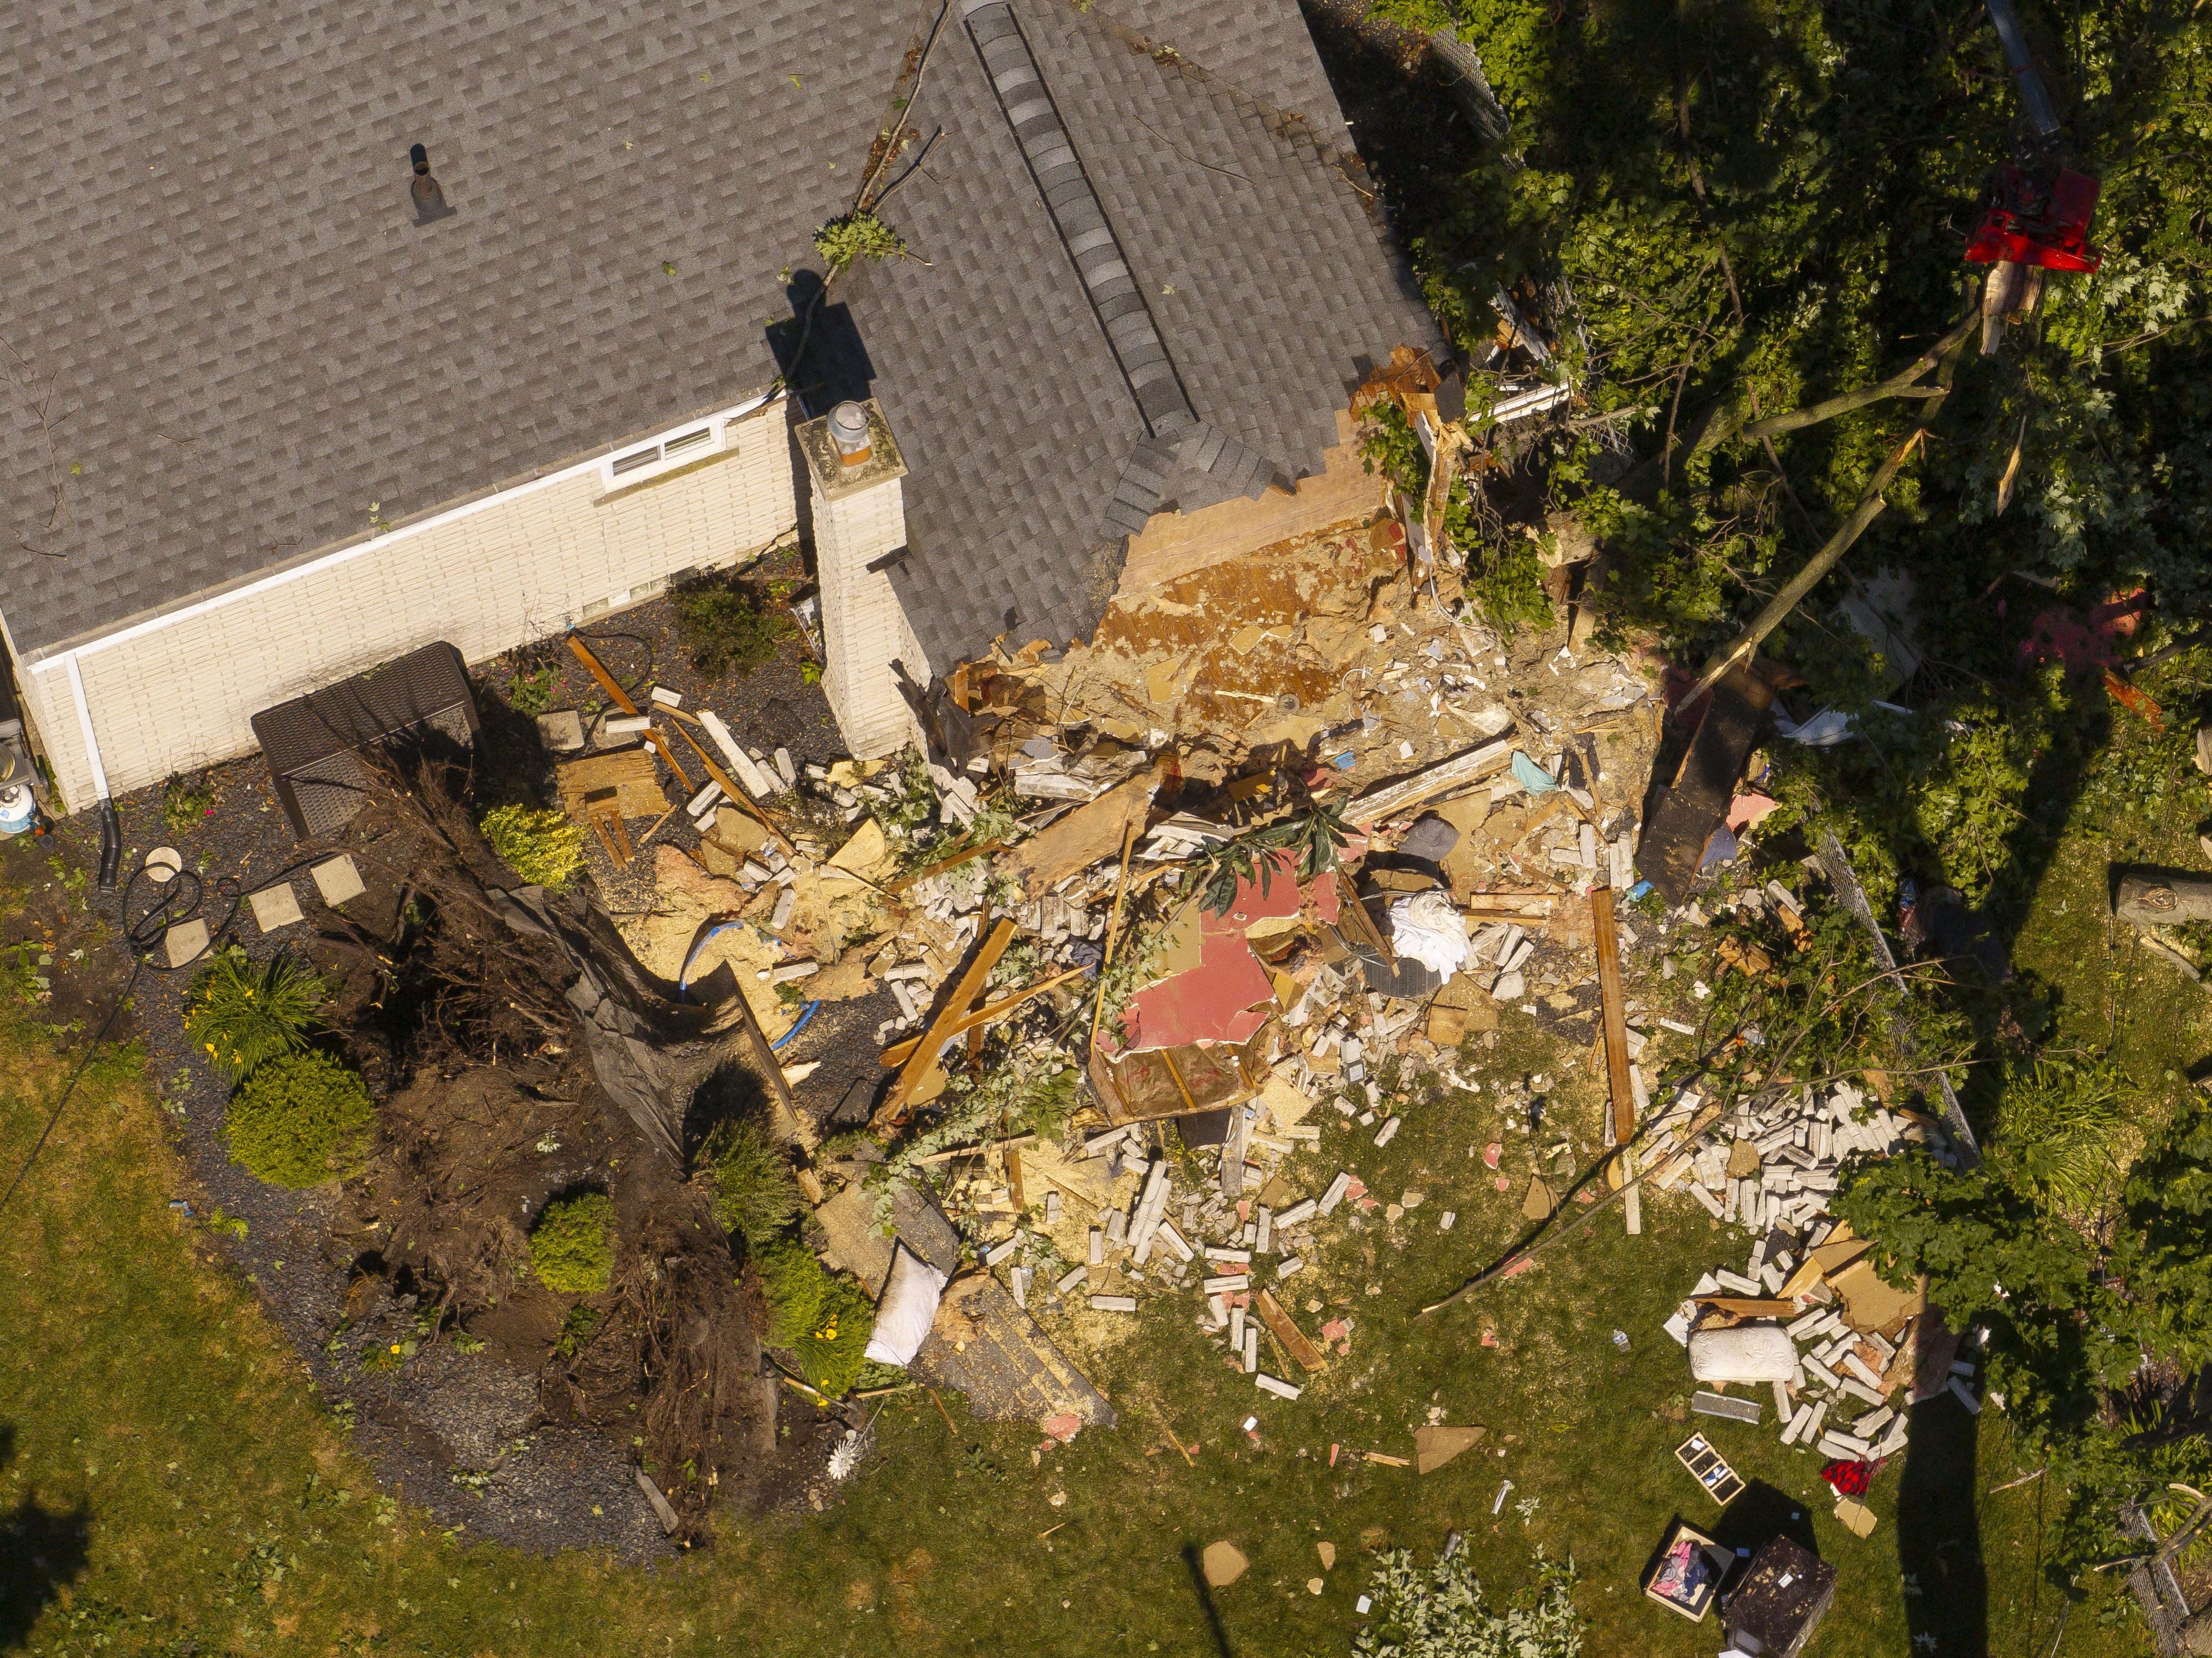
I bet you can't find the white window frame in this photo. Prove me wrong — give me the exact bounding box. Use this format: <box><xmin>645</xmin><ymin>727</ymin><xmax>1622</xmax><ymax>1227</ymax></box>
<box><xmin>601</xmin><ymin>414</ymin><xmax>730</xmax><ymax>489</ymax></box>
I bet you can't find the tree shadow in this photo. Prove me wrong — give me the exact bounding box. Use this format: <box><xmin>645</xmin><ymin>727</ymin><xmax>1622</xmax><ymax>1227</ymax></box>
<box><xmin>1179</xmin><ymin>1542</ymin><xmax>1235</xmax><ymax>1658</ymax></box>
<box><xmin>0</xmin><ymin>1425</ymin><xmax>92</xmax><ymax>1650</ymax></box>
<box><xmin>1897</xmin><ymin>1394</ymin><xmax>1987</xmax><ymax>1658</ymax></box>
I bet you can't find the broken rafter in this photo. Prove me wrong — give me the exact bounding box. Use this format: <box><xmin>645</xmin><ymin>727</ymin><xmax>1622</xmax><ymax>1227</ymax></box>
<box><xmin>1591</xmin><ymin>887</ymin><xmax>1636</xmax><ymax>1147</ymax></box>
<box><xmin>669</xmin><ymin>720</ymin><xmax>795</xmax><ymax>858</ymax></box>
<box><xmin>871</xmin><ymin>917</ymin><xmax>1018</xmax><ymax>1132</ymax></box>
<box><xmin>877</xmin><ymin>964</ymin><xmax>1091</xmax><ymax>1067</ymax></box>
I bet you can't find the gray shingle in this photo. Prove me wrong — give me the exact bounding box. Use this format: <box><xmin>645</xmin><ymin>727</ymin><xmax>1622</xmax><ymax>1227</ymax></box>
<box><xmin>1</xmin><ymin>0</ymin><xmax>926</xmax><ymax>656</ymax></box>
<box><xmin>862</xmin><ymin>0</ymin><xmax>1441</xmax><ymax>673</ymax></box>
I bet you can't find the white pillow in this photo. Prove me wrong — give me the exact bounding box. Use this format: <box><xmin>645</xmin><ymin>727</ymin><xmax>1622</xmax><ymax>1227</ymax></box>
<box><xmin>1687</xmin><ymin>1324</ymin><xmax>1798</xmax><ymax>1383</ymax></box>
<box><xmin>864</xmin><ymin>1241</ymin><xmax>947</xmax><ymax>1367</ymax></box>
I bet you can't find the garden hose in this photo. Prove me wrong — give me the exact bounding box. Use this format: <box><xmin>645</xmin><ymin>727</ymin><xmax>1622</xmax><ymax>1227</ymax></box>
<box><xmin>678</xmin><ymin>922</ymin><xmax>819</xmax><ymax>1047</ymax></box>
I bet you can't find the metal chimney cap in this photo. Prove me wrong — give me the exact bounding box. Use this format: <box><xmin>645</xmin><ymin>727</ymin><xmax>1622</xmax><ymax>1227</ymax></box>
<box><xmin>827</xmin><ymin>401</ymin><xmax>872</xmax><ymax>462</ymax></box>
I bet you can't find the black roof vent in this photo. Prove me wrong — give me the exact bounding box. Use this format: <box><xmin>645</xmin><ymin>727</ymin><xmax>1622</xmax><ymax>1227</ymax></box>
<box><xmin>409</xmin><ymin>142</ymin><xmax>454</xmax><ymax>224</ymax></box>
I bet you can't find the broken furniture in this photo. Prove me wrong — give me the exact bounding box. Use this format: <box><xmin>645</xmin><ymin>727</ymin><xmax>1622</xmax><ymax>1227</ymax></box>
<box><xmin>250</xmin><ymin>641</ymin><xmax>480</xmax><ymax>838</ymax></box>
<box><xmin>1644</xmin><ymin>1518</ymin><xmax>1730</xmax><ymax>1623</ymax></box>
<box><xmin>1721</xmin><ymin>1536</ymin><xmax>1837</xmax><ymax>1657</ymax></box>
<box><xmin>1675</xmin><ymin>1433</ymin><xmax>1745</xmax><ymax>1505</ymax></box>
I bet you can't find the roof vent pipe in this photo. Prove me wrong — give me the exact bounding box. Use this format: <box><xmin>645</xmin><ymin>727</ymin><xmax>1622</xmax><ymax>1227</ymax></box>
<box><xmin>409</xmin><ymin>142</ymin><xmax>452</xmax><ymax>222</ymax></box>
<box><xmin>827</xmin><ymin>401</ymin><xmax>873</xmax><ymax>467</ymax></box>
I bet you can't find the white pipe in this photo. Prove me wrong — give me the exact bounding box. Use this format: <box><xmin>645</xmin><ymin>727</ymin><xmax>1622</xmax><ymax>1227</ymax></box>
<box><xmin>63</xmin><ymin>652</ymin><xmax>110</xmax><ymax>804</ymax></box>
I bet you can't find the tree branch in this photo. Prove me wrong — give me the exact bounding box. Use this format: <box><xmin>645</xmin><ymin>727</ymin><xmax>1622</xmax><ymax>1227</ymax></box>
<box><xmin>1742</xmin><ymin>308</ymin><xmax>1980</xmax><ymax>439</ymax></box>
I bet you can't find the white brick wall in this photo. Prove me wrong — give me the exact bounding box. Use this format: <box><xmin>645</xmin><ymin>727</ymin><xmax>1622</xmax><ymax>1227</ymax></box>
<box><xmin>19</xmin><ymin>401</ymin><xmax>797</xmax><ymax>810</ymax></box>
<box><xmin>813</xmin><ymin>475</ymin><xmax>924</xmax><ymax>759</ymax></box>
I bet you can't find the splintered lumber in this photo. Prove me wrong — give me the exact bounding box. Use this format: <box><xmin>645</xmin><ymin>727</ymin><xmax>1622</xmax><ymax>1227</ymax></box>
<box><xmin>877</xmin><ymin>966</ymin><xmax>1092</xmax><ymax>1066</ymax></box>
<box><xmin>887</xmin><ymin>839</ymin><xmax>1007</xmax><ymax>898</ymax></box>
<box><xmin>669</xmin><ymin>722</ymin><xmax>794</xmax><ymax>856</ymax></box>
<box><xmin>1089</xmin><ymin>818</ymin><xmax>1141</xmax><ymax>1052</ymax></box>
<box><xmin>1255</xmin><ymin>1289</ymin><xmax>1327</xmax><ymax>1373</ymax></box>
<box><xmin>1001</xmin><ymin>767</ymin><xmax>1160</xmax><ymax>900</ymax></box>
<box><xmin>2115</xmin><ymin>871</ymin><xmax>2212</xmax><ymax>928</ymax></box>
<box><xmin>557</xmin><ymin>749</ymin><xmax>665</xmax><ymax>820</ymax></box>
<box><xmin>872</xmin><ymin>918</ymin><xmax>1018</xmax><ymax>1131</ymax></box>
<box><xmin>1345</xmin><ymin>736</ymin><xmax>1514</xmax><ymax>827</ymax></box>
<box><xmin>587</xmin><ymin>799</ymin><xmax>634</xmax><ymax>869</ymax></box>
<box><xmin>567</xmin><ymin>633</ymin><xmax>640</xmax><ymax>715</ymax></box>
<box><xmin>1591</xmin><ymin>887</ymin><xmax>1636</xmax><ymax>1146</ymax></box>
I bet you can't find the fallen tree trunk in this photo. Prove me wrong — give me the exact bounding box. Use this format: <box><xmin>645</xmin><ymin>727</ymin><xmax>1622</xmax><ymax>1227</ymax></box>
<box><xmin>2116</xmin><ymin>871</ymin><xmax>2212</xmax><ymax>928</ymax></box>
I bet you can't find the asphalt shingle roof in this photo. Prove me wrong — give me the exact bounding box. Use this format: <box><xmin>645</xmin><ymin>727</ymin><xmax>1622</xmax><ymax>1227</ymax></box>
<box><xmin>4</xmin><ymin>0</ymin><xmax>1443</xmax><ymax>682</ymax></box>
<box><xmin>1</xmin><ymin>0</ymin><xmax>919</xmax><ymax>656</ymax></box>
<box><xmin>847</xmin><ymin>0</ymin><xmax>1445</xmax><ymax>672</ymax></box>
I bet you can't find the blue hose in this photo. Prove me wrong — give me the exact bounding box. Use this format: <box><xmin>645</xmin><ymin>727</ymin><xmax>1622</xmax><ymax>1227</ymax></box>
<box><xmin>772</xmin><ymin>999</ymin><xmax>821</xmax><ymax>1051</ymax></box>
<box><xmin>678</xmin><ymin>920</ymin><xmax>819</xmax><ymax>1051</ymax></box>
<box><xmin>677</xmin><ymin>922</ymin><xmax>741</xmax><ymax>1004</ymax></box>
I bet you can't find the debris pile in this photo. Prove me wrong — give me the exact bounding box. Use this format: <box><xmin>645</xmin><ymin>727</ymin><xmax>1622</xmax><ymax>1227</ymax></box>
<box><xmin>1656</xmin><ymin>1074</ymin><xmax>1979</xmax><ymax>1503</ymax></box>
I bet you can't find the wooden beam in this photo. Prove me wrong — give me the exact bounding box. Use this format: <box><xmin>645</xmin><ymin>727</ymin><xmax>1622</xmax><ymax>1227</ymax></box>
<box><xmin>1088</xmin><ymin>817</ymin><xmax>1140</xmax><ymax>1054</ymax></box>
<box><xmin>647</xmin><ymin>728</ymin><xmax>697</xmax><ymax>796</ymax></box>
<box><xmin>1691</xmin><ymin>1296</ymin><xmax>1799</xmax><ymax>1319</ymax></box>
<box><xmin>1591</xmin><ymin>887</ymin><xmax>1636</xmax><ymax>1147</ymax></box>
<box><xmin>1345</xmin><ymin>736</ymin><xmax>1515</xmax><ymax>827</ymax></box>
<box><xmin>877</xmin><ymin>966</ymin><xmax>1092</xmax><ymax>1066</ymax></box>
<box><xmin>872</xmin><ymin>918</ymin><xmax>1018</xmax><ymax>1132</ymax></box>
<box><xmin>566</xmin><ymin>633</ymin><xmax>639</xmax><ymax>716</ymax></box>
<box><xmin>1255</xmin><ymin>1288</ymin><xmax>1328</xmax><ymax>1373</ymax></box>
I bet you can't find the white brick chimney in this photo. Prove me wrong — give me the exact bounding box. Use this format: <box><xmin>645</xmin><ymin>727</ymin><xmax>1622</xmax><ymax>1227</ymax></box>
<box><xmin>796</xmin><ymin>399</ymin><xmax>926</xmax><ymax>759</ymax></box>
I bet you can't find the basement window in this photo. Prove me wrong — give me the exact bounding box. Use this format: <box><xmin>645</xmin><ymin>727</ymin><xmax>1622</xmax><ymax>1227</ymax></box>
<box><xmin>601</xmin><ymin>417</ymin><xmax>728</xmax><ymax>488</ymax></box>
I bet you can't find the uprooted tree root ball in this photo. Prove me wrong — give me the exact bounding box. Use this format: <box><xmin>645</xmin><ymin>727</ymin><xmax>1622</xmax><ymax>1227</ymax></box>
<box><xmin>293</xmin><ymin>753</ymin><xmax>815</xmax><ymax>1532</ymax></box>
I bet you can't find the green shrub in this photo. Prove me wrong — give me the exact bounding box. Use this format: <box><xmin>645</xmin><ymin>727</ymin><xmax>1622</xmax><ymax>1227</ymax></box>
<box><xmin>480</xmin><ymin>804</ymin><xmax>586</xmax><ymax>890</ymax></box>
<box><xmin>671</xmin><ymin>575</ymin><xmax>790</xmax><ymax>678</ymax></box>
<box><xmin>224</xmin><ymin>1050</ymin><xmax>375</xmax><ymax>1188</ymax></box>
<box><xmin>757</xmin><ymin>1237</ymin><xmax>873</xmax><ymax>1397</ymax></box>
<box><xmin>185</xmin><ymin>948</ymin><xmax>327</xmax><ymax>1083</ymax></box>
<box><xmin>702</xmin><ymin>1121</ymin><xmax>802</xmax><ymax>1249</ymax></box>
<box><xmin>531</xmin><ymin>1193</ymin><xmax>616</xmax><ymax>1294</ymax></box>
<box><xmin>504</xmin><ymin>666</ymin><xmax>557</xmax><ymax>717</ymax></box>
<box><xmin>1996</xmin><ymin>1054</ymin><xmax>2133</xmax><ymax>1215</ymax></box>
<box><xmin>162</xmin><ymin>772</ymin><xmax>217</xmax><ymax>833</ymax></box>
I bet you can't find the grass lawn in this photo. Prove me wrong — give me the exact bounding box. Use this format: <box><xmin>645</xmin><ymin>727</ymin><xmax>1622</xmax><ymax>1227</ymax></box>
<box><xmin>0</xmin><ymin>908</ymin><xmax>2162</xmax><ymax>1658</ymax></box>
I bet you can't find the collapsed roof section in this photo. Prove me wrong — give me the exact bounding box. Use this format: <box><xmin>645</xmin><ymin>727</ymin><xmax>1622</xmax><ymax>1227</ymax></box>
<box><xmin>839</xmin><ymin>0</ymin><xmax>1446</xmax><ymax>673</ymax></box>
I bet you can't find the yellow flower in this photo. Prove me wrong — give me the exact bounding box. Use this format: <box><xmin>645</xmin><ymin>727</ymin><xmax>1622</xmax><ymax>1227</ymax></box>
<box><xmin>813</xmin><ymin>1316</ymin><xmax>838</xmax><ymax>1342</ymax></box>
<box><xmin>389</xmin><ymin>1343</ymin><xmax>401</xmax><ymax>1354</ymax></box>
